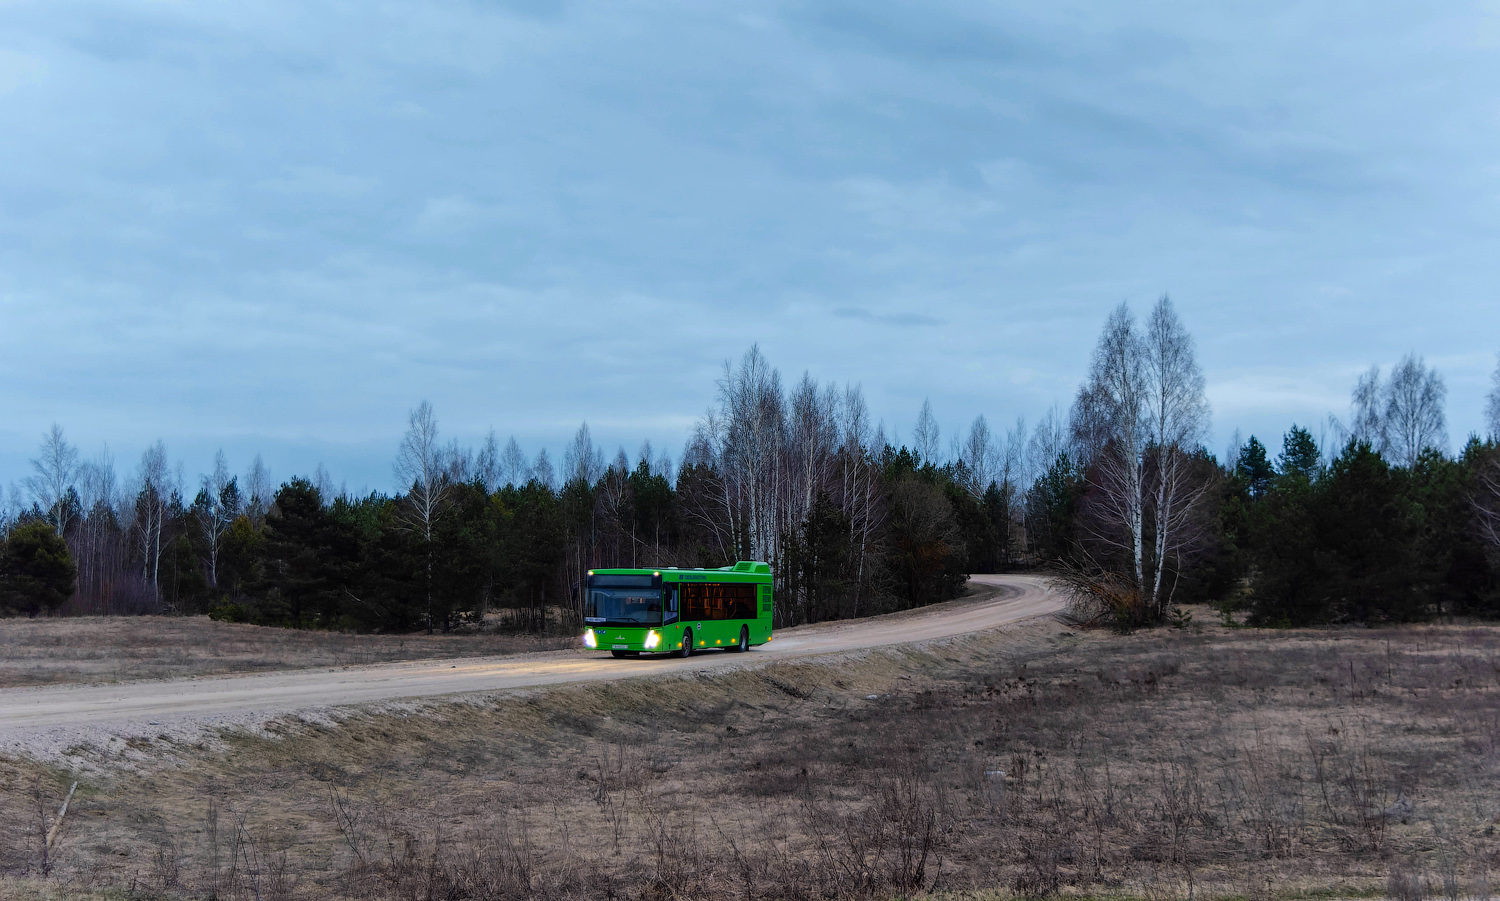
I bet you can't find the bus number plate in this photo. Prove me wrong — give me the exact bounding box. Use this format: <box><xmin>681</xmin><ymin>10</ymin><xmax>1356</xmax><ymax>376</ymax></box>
<box><xmin>612</xmin><ymin>644</ymin><xmax>628</xmax><ymax>649</ymax></box>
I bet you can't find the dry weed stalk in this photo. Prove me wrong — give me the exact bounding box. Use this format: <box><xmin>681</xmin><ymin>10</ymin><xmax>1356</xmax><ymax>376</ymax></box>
<box><xmin>16</xmin><ymin>622</ymin><xmax>1500</xmax><ymax>898</ymax></box>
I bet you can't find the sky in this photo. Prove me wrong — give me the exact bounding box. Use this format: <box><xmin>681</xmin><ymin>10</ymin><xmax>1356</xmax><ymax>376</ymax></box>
<box><xmin>2</xmin><ymin>0</ymin><xmax>1499</xmax><ymax>495</ymax></box>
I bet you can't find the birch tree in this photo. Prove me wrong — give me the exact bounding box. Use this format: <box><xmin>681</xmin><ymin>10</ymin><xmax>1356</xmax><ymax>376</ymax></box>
<box><xmin>1487</xmin><ymin>355</ymin><xmax>1500</xmax><ymax>441</ymax></box>
<box><xmin>476</xmin><ymin>429</ymin><xmax>502</xmax><ymax>493</ymax></box>
<box><xmin>563</xmin><ymin>423</ymin><xmax>605</xmax><ymax>487</ymax></box>
<box><xmin>1141</xmin><ymin>296</ymin><xmax>1211</xmax><ymax>613</ymax></box>
<box><xmin>1452</xmin><ymin>357</ymin><xmax>1500</xmax><ymax>553</ymax></box>
<box><xmin>531</xmin><ymin>448</ymin><xmax>555</xmax><ymax>490</ymax></box>
<box><xmin>1068</xmin><ymin>298</ymin><xmax>1209</xmax><ymax>624</ymax></box>
<box><xmin>1336</xmin><ymin>356</ymin><xmax>1447</xmax><ymax>466</ymax></box>
<box><xmin>1382</xmin><ymin>353</ymin><xmax>1446</xmax><ymax>467</ymax></box>
<box><xmin>195</xmin><ymin>450</ymin><xmax>239</xmax><ymax>590</ymax></box>
<box><xmin>442</xmin><ymin>439</ymin><xmax>473</xmax><ymax>485</ymax></box>
<box><xmin>652</xmin><ymin>448</ymin><xmax>674</xmax><ymax>485</ymax></box>
<box><xmin>1348</xmin><ymin>366</ymin><xmax>1384</xmax><ymax>448</ymax></box>
<box><xmin>313</xmin><ymin>463</ymin><xmax>335</xmax><ymax>505</ymax></box>
<box><xmin>996</xmin><ymin>416</ymin><xmax>1029</xmax><ymax>557</ymax></box>
<box><xmin>637</xmin><ymin>439</ymin><xmax>674</xmax><ymax>485</ymax></box>
<box><xmin>134</xmin><ymin>441</ymin><xmax>172</xmax><ymax>601</ymax></box>
<box><xmin>677</xmin><ymin>426</ymin><xmax>737</xmax><ymax>562</ymax></box>
<box><xmin>1027</xmin><ymin>405</ymin><xmax>1069</xmax><ymax>487</ymax></box>
<box><xmin>25</xmin><ymin>424</ymin><xmax>80</xmax><ymax>536</ymax></box>
<box><xmin>718</xmin><ymin>345</ymin><xmax>786</xmax><ymax>563</ymax></box>
<box><xmin>837</xmin><ymin>386</ymin><xmax>884</xmax><ymax>615</ymax></box>
<box><xmin>1474</xmin><ymin>450</ymin><xmax>1500</xmax><ymax>551</ymax></box>
<box><xmin>786</xmin><ymin>373</ymin><xmax>837</xmax><ymax>531</ymax></box>
<box><xmin>244</xmin><ymin>454</ymin><xmax>272</xmax><ymax>527</ymax></box>
<box><xmin>1003</xmin><ymin>416</ymin><xmax>1027</xmax><ymax>491</ymax></box>
<box><xmin>74</xmin><ymin>449</ymin><xmax>118</xmax><ymax>609</ymax></box>
<box><xmin>394</xmin><ymin>400</ymin><xmax>451</xmax><ymax>633</ymax></box>
<box><xmin>913</xmin><ymin>399</ymin><xmax>940</xmax><ymax>464</ymax></box>
<box><xmin>958</xmin><ymin>414</ymin><xmax>997</xmax><ymax>499</ymax></box>
<box><xmin>1072</xmin><ymin>302</ymin><xmax>1147</xmax><ymax>594</ymax></box>
<box><xmin>500</xmin><ymin>437</ymin><xmax>529</xmax><ymax>488</ymax></box>
<box><xmin>597</xmin><ymin>448</ymin><xmax>633</xmax><ymax>564</ymax></box>
<box><xmin>0</xmin><ymin>483</ymin><xmax>19</xmax><ymax>538</ymax></box>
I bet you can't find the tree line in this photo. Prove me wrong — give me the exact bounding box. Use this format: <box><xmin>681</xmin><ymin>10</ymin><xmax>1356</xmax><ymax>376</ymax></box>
<box><xmin>1033</xmin><ymin>298</ymin><xmax>1500</xmax><ymax>627</ymax></box>
<box><xmin>0</xmin><ymin>354</ymin><xmax>1019</xmax><ymax>631</ymax></box>
<box><xmin>7</xmin><ymin>304</ymin><xmax>1500</xmax><ymax>633</ymax></box>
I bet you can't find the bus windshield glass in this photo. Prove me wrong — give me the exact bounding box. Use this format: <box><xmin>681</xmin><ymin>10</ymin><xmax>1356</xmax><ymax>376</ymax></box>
<box><xmin>586</xmin><ymin>587</ymin><xmax>661</xmax><ymax>625</ymax></box>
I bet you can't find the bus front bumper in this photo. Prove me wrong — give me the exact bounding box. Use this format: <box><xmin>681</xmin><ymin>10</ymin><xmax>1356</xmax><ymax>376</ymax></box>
<box><xmin>583</xmin><ymin>628</ymin><xmax>667</xmax><ymax>652</ymax></box>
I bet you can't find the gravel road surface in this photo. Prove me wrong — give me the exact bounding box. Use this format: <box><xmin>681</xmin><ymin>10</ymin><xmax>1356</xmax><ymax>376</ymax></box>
<box><xmin>0</xmin><ymin>573</ymin><xmax>1062</xmax><ymax>756</ymax></box>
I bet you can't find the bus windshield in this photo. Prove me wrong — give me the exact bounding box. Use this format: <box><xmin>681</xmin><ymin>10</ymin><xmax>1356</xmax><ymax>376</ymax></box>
<box><xmin>586</xmin><ymin>587</ymin><xmax>661</xmax><ymax>625</ymax></box>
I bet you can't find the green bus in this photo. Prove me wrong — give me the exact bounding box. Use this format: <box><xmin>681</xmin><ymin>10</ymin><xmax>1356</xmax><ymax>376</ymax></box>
<box><xmin>582</xmin><ymin>561</ymin><xmax>772</xmax><ymax>657</ymax></box>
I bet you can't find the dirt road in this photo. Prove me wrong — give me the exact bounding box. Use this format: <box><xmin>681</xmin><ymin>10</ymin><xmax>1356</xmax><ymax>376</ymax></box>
<box><xmin>0</xmin><ymin>574</ymin><xmax>1061</xmax><ymax>752</ymax></box>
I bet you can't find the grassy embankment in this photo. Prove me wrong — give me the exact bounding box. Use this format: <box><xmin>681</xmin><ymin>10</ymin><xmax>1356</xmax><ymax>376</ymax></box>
<box><xmin>3</xmin><ymin>609</ymin><xmax>1500</xmax><ymax>899</ymax></box>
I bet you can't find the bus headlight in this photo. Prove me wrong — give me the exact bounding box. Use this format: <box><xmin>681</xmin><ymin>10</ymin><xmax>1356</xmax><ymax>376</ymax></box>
<box><xmin>583</xmin><ymin>629</ymin><xmax>597</xmax><ymax>648</ymax></box>
<box><xmin>644</xmin><ymin>630</ymin><xmax>660</xmax><ymax>649</ymax></box>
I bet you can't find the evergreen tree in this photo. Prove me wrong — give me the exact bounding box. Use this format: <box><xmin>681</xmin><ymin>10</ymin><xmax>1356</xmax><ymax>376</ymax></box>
<box><xmin>260</xmin><ymin>479</ymin><xmax>345</xmax><ymax>627</ymax></box>
<box><xmin>357</xmin><ymin>498</ymin><xmax>426</xmax><ymax>632</ymax></box>
<box><xmin>1314</xmin><ymin>441</ymin><xmax>1424</xmax><ymax>622</ymax></box>
<box><xmin>980</xmin><ymin>482</ymin><xmax>1013</xmax><ymax>571</ymax></box>
<box><xmin>0</xmin><ymin>520</ymin><xmax>76</xmax><ymax>615</ymax></box>
<box><xmin>217</xmin><ymin>515</ymin><xmax>265</xmax><ymax>603</ymax></box>
<box><xmin>1278</xmin><ymin>426</ymin><xmax>1321</xmax><ymax>481</ymax></box>
<box><xmin>1025</xmin><ymin>453</ymin><xmax>1082</xmax><ymax>564</ymax></box>
<box><xmin>882</xmin><ymin>475</ymin><xmax>966</xmax><ymax>610</ymax></box>
<box><xmin>160</xmin><ymin>533</ymin><xmax>209</xmax><ymax>613</ymax></box>
<box><xmin>1249</xmin><ymin>438</ymin><xmax>1428</xmax><ymax>625</ymax></box>
<box><xmin>1244</xmin><ymin>427</ymin><xmax>1323</xmax><ymax>625</ymax></box>
<box><xmin>506</xmin><ymin>481</ymin><xmax>566</xmax><ymax>632</ymax></box>
<box><xmin>1410</xmin><ymin>443</ymin><xmax>1498</xmax><ymax>616</ymax></box>
<box><xmin>627</xmin><ymin>459</ymin><xmax>676</xmax><ymax>562</ymax></box>
<box><xmin>1234</xmin><ymin>436</ymin><xmax>1275</xmax><ymax>500</ymax></box>
<box><xmin>943</xmin><ymin>476</ymin><xmax>1002</xmax><ymax>575</ymax></box>
<box><xmin>432</xmin><ymin>480</ymin><xmax>501</xmax><ymax>630</ymax></box>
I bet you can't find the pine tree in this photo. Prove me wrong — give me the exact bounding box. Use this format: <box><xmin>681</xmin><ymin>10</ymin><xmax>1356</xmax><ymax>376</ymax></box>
<box><xmin>261</xmin><ymin>479</ymin><xmax>338</xmax><ymax>627</ymax></box>
<box><xmin>0</xmin><ymin>521</ymin><xmax>77</xmax><ymax>615</ymax></box>
<box><xmin>1234</xmin><ymin>436</ymin><xmax>1275</xmax><ymax>500</ymax></box>
<box><xmin>1278</xmin><ymin>426</ymin><xmax>1321</xmax><ymax>482</ymax></box>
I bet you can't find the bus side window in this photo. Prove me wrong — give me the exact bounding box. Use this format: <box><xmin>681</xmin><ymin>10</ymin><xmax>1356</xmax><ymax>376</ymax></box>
<box><xmin>664</xmin><ymin>587</ymin><xmax>679</xmax><ymax>623</ymax></box>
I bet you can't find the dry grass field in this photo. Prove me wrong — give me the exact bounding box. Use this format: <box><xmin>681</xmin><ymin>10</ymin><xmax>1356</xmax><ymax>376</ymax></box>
<box><xmin>0</xmin><ymin>616</ymin><xmax>576</xmax><ymax>688</ymax></box>
<box><xmin>4</xmin><ymin>613</ymin><xmax>1500</xmax><ymax>899</ymax></box>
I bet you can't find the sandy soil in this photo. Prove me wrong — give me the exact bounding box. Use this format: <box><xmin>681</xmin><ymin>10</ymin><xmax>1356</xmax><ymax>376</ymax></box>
<box><xmin>0</xmin><ymin>574</ymin><xmax>1061</xmax><ymax>757</ymax></box>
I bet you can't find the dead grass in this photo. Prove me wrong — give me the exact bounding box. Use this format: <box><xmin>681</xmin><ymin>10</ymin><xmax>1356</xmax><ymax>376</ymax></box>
<box><xmin>6</xmin><ymin>613</ymin><xmax>1500</xmax><ymax>899</ymax></box>
<box><xmin>0</xmin><ymin>616</ymin><xmax>576</xmax><ymax>687</ymax></box>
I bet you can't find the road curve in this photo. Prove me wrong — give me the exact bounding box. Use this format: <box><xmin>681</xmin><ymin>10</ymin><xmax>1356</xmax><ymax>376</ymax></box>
<box><xmin>0</xmin><ymin>574</ymin><xmax>1061</xmax><ymax>747</ymax></box>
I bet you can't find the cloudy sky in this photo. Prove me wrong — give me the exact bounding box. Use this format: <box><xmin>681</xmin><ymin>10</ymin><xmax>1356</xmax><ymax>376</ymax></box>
<box><xmin>2</xmin><ymin>1</ymin><xmax>1498</xmax><ymax>494</ymax></box>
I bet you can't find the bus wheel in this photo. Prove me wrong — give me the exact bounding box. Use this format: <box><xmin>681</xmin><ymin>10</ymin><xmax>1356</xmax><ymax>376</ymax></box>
<box><xmin>730</xmin><ymin>626</ymin><xmax>748</xmax><ymax>653</ymax></box>
<box><xmin>679</xmin><ymin>629</ymin><xmax>693</xmax><ymax>658</ymax></box>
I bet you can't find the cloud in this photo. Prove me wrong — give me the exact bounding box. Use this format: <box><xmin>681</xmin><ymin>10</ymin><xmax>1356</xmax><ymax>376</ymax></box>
<box><xmin>833</xmin><ymin>306</ymin><xmax>944</xmax><ymax>327</ymax></box>
<box><xmin>1</xmin><ymin>1</ymin><xmax>1499</xmax><ymax>488</ymax></box>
